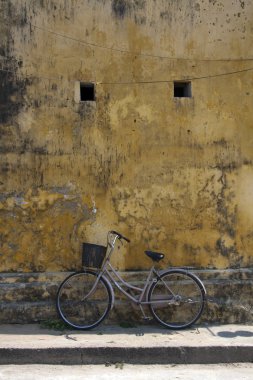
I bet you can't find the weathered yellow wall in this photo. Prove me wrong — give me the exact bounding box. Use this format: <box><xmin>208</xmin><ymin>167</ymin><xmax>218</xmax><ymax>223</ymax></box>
<box><xmin>1</xmin><ymin>0</ymin><xmax>253</xmax><ymax>271</ymax></box>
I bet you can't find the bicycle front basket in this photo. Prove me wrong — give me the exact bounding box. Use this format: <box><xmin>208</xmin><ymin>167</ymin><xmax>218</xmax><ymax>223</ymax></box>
<box><xmin>82</xmin><ymin>243</ymin><xmax>107</xmax><ymax>269</ymax></box>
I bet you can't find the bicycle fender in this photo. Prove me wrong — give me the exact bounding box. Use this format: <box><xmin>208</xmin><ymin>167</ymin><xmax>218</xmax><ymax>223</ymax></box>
<box><xmin>155</xmin><ymin>268</ymin><xmax>207</xmax><ymax>295</ymax></box>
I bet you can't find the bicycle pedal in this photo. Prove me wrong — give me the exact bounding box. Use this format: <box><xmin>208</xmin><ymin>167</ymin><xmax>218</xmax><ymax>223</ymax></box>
<box><xmin>142</xmin><ymin>317</ymin><xmax>152</xmax><ymax>321</ymax></box>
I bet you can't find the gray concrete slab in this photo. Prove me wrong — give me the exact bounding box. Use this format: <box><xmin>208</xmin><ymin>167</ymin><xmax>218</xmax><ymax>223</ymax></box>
<box><xmin>0</xmin><ymin>364</ymin><xmax>253</xmax><ymax>380</ymax></box>
<box><xmin>0</xmin><ymin>324</ymin><xmax>252</xmax><ymax>365</ymax></box>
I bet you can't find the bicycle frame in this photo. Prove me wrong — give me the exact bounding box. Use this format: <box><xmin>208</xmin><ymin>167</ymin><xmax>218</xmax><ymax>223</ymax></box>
<box><xmin>84</xmin><ymin>232</ymin><xmax>177</xmax><ymax>313</ymax></box>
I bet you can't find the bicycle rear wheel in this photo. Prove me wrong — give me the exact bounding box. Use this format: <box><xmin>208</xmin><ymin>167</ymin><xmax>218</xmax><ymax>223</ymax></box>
<box><xmin>57</xmin><ymin>270</ymin><xmax>112</xmax><ymax>330</ymax></box>
<box><xmin>148</xmin><ymin>269</ymin><xmax>205</xmax><ymax>329</ymax></box>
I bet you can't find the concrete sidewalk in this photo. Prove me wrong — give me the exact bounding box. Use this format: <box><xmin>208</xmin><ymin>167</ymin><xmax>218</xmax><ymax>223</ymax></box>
<box><xmin>0</xmin><ymin>323</ymin><xmax>252</xmax><ymax>365</ymax></box>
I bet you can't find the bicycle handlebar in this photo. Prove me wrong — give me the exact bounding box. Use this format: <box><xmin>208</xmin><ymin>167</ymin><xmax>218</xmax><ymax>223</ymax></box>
<box><xmin>109</xmin><ymin>230</ymin><xmax>130</xmax><ymax>243</ymax></box>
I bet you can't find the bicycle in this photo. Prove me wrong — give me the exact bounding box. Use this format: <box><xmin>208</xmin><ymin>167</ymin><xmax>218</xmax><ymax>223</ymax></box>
<box><xmin>56</xmin><ymin>231</ymin><xmax>206</xmax><ymax>330</ymax></box>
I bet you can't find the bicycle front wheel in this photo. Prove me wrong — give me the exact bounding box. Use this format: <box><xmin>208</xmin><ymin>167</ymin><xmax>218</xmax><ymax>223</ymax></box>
<box><xmin>148</xmin><ymin>269</ymin><xmax>205</xmax><ymax>329</ymax></box>
<box><xmin>56</xmin><ymin>270</ymin><xmax>112</xmax><ymax>330</ymax></box>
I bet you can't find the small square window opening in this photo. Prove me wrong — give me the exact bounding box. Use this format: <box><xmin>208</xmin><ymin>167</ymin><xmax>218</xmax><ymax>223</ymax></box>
<box><xmin>174</xmin><ymin>82</ymin><xmax>192</xmax><ymax>98</ymax></box>
<box><xmin>80</xmin><ymin>82</ymin><xmax>95</xmax><ymax>101</ymax></box>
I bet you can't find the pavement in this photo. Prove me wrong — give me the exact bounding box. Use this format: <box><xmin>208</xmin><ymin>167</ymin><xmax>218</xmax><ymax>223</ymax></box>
<box><xmin>0</xmin><ymin>323</ymin><xmax>252</xmax><ymax>365</ymax></box>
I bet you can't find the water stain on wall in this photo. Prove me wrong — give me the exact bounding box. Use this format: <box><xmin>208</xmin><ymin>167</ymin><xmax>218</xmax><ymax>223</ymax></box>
<box><xmin>0</xmin><ymin>0</ymin><xmax>253</xmax><ymax>271</ymax></box>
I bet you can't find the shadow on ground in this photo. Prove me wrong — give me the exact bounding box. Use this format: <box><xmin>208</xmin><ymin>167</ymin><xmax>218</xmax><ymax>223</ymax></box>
<box><xmin>217</xmin><ymin>330</ymin><xmax>253</xmax><ymax>338</ymax></box>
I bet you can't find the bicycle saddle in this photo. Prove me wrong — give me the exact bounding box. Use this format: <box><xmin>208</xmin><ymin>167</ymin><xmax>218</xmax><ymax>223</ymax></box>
<box><xmin>145</xmin><ymin>250</ymin><xmax>164</xmax><ymax>262</ymax></box>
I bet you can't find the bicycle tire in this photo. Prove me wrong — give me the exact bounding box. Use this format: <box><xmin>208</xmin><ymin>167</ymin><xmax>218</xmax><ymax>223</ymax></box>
<box><xmin>148</xmin><ymin>269</ymin><xmax>205</xmax><ymax>329</ymax></box>
<box><xmin>56</xmin><ymin>270</ymin><xmax>112</xmax><ymax>330</ymax></box>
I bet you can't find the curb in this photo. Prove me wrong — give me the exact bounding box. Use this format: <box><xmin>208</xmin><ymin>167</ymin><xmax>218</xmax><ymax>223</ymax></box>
<box><xmin>1</xmin><ymin>345</ymin><xmax>253</xmax><ymax>365</ymax></box>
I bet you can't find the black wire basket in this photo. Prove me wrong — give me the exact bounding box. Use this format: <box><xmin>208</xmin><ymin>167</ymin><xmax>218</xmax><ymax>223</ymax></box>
<box><xmin>82</xmin><ymin>243</ymin><xmax>107</xmax><ymax>269</ymax></box>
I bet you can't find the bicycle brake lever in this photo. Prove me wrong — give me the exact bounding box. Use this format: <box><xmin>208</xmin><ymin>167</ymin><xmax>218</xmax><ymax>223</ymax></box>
<box><xmin>110</xmin><ymin>230</ymin><xmax>130</xmax><ymax>243</ymax></box>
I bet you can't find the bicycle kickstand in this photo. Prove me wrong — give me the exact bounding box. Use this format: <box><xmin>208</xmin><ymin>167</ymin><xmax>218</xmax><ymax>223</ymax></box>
<box><xmin>139</xmin><ymin>304</ymin><xmax>152</xmax><ymax>321</ymax></box>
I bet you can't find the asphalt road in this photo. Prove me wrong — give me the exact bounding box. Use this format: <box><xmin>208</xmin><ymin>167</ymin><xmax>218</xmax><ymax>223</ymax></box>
<box><xmin>0</xmin><ymin>364</ymin><xmax>252</xmax><ymax>380</ymax></box>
